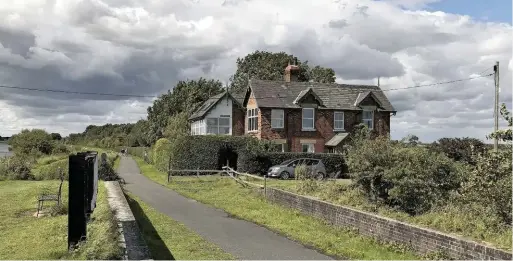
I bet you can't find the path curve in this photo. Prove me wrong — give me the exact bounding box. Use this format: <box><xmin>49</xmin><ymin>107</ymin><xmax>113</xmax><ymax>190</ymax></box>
<box><xmin>117</xmin><ymin>156</ymin><xmax>332</xmax><ymax>260</ymax></box>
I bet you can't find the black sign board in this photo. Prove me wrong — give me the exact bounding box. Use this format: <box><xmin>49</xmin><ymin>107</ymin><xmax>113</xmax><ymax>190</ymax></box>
<box><xmin>67</xmin><ymin>151</ymin><xmax>98</xmax><ymax>250</ymax></box>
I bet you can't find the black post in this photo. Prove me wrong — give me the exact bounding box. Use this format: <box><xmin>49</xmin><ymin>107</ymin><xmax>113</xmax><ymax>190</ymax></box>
<box><xmin>68</xmin><ymin>153</ymin><xmax>88</xmax><ymax>250</ymax></box>
<box><xmin>68</xmin><ymin>151</ymin><xmax>98</xmax><ymax>251</ymax></box>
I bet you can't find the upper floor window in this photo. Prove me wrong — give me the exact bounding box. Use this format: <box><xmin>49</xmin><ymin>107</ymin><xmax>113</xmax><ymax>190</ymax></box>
<box><xmin>302</xmin><ymin>108</ymin><xmax>315</xmax><ymax>130</ymax></box>
<box><xmin>247</xmin><ymin>108</ymin><xmax>258</xmax><ymax>132</ymax></box>
<box><xmin>334</xmin><ymin>111</ymin><xmax>344</xmax><ymax>130</ymax></box>
<box><xmin>362</xmin><ymin>110</ymin><xmax>374</xmax><ymax>130</ymax></box>
<box><xmin>271</xmin><ymin>109</ymin><xmax>284</xmax><ymax>128</ymax></box>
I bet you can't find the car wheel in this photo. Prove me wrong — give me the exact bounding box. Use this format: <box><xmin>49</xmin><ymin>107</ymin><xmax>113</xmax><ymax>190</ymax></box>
<box><xmin>315</xmin><ymin>172</ymin><xmax>325</xmax><ymax>180</ymax></box>
<box><xmin>280</xmin><ymin>171</ymin><xmax>290</xmax><ymax>180</ymax></box>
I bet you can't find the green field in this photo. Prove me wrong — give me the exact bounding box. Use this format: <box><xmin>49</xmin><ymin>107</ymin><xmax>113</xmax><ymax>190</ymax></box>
<box><xmin>134</xmin><ymin>157</ymin><xmax>421</xmax><ymax>260</ymax></box>
<box><xmin>0</xmin><ymin>180</ymin><xmax>121</xmax><ymax>259</ymax></box>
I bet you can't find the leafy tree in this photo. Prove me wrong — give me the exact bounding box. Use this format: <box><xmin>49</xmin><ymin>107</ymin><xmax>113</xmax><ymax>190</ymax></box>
<box><xmin>400</xmin><ymin>134</ymin><xmax>419</xmax><ymax>146</ymax></box>
<box><xmin>51</xmin><ymin>133</ymin><xmax>62</xmax><ymax>141</ymax></box>
<box><xmin>8</xmin><ymin>129</ymin><xmax>54</xmax><ymax>155</ymax></box>
<box><xmin>229</xmin><ymin>50</ymin><xmax>336</xmax><ymax>93</ymax></box>
<box><xmin>163</xmin><ymin>112</ymin><xmax>190</xmax><ymax>140</ymax></box>
<box><xmin>487</xmin><ymin>103</ymin><xmax>512</xmax><ymax>142</ymax></box>
<box><xmin>428</xmin><ymin>137</ymin><xmax>486</xmax><ymax>165</ymax></box>
<box><xmin>309</xmin><ymin>65</ymin><xmax>336</xmax><ymax>83</ymax></box>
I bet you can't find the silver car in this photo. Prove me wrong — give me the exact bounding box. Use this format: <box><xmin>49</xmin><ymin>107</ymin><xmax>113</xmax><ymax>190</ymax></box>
<box><xmin>267</xmin><ymin>158</ymin><xmax>327</xmax><ymax>180</ymax></box>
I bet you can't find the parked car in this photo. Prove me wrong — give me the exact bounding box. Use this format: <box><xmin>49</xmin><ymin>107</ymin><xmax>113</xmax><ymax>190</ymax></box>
<box><xmin>267</xmin><ymin>158</ymin><xmax>327</xmax><ymax>180</ymax></box>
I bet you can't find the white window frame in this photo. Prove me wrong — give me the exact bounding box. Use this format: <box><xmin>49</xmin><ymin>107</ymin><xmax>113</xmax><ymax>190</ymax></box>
<box><xmin>334</xmin><ymin>111</ymin><xmax>345</xmax><ymax>131</ymax></box>
<box><xmin>301</xmin><ymin>143</ymin><xmax>315</xmax><ymax>153</ymax></box>
<box><xmin>247</xmin><ymin>108</ymin><xmax>258</xmax><ymax>132</ymax></box>
<box><xmin>271</xmin><ymin>109</ymin><xmax>284</xmax><ymax>129</ymax></box>
<box><xmin>362</xmin><ymin>110</ymin><xmax>374</xmax><ymax>130</ymax></box>
<box><xmin>302</xmin><ymin>108</ymin><xmax>315</xmax><ymax>131</ymax></box>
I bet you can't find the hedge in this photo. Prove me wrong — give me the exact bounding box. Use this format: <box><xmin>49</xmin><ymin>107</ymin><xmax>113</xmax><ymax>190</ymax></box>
<box><xmin>168</xmin><ymin>135</ymin><xmax>268</xmax><ymax>174</ymax></box>
<box><xmin>238</xmin><ymin>151</ymin><xmax>347</xmax><ymax>177</ymax></box>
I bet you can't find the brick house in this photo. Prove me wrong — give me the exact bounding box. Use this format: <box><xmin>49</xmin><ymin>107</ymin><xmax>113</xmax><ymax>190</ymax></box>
<box><xmin>241</xmin><ymin>65</ymin><xmax>396</xmax><ymax>153</ymax></box>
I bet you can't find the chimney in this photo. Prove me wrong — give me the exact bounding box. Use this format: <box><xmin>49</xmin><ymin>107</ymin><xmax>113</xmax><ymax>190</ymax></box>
<box><xmin>284</xmin><ymin>59</ymin><xmax>300</xmax><ymax>83</ymax></box>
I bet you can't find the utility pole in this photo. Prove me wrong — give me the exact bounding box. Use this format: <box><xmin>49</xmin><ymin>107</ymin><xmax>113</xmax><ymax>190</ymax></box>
<box><xmin>493</xmin><ymin>61</ymin><xmax>500</xmax><ymax>152</ymax></box>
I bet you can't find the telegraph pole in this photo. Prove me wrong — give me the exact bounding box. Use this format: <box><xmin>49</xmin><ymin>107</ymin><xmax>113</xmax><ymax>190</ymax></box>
<box><xmin>493</xmin><ymin>61</ymin><xmax>500</xmax><ymax>152</ymax></box>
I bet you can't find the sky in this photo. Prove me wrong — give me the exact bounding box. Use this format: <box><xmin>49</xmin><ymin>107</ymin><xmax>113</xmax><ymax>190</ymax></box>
<box><xmin>0</xmin><ymin>0</ymin><xmax>511</xmax><ymax>142</ymax></box>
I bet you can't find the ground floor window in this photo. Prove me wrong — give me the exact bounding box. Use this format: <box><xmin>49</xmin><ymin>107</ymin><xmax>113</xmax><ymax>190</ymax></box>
<box><xmin>206</xmin><ymin>117</ymin><xmax>231</xmax><ymax>135</ymax></box>
<box><xmin>301</xmin><ymin>143</ymin><xmax>315</xmax><ymax>153</ymax></box>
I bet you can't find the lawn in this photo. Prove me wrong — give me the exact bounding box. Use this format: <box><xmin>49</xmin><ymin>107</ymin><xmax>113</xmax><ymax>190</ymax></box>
<box><xmin>125</xmin><ymin>193</ymin><xmax>235</xmax><ymax>260</ymax></box>
<box><xmin>134</xmin><ymin>157</ymin><xmax>421</xmax><ymax>260</ymax></box>
<box><xmin>0</xmin><ymin>180</ymin><xmax>122</xmax><ymax>259</ymax></box>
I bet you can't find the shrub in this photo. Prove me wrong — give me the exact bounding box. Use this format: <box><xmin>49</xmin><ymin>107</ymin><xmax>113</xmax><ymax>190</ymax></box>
<box><xmin>52</xmin><ymin>143</ymin><xmax>71</xmax><ymax>154</ymax></box>
<box><xmin>347</xmin><ymin>136</ymin><xmax>463</xmax><ymax>215</ymax></box>
<box><xmin>238</xmin><ymin>151</ymin><xmax>347</xmax><ymax>176</ymax></box>
<box><xmin>295</xmin><ymin>164</ymin><xmax>319</xmax><ymax>193</ymax></box>
<box><xmin>2</xmin><ymin>154</ymin><xmax>37</xmax><ymax>180</ymax></box>
<box><xmin>169</xmin><ymin>135</ymin><xmax>266</xmax><ymax>173</ymax></box>
<box><xmin>461</xmin><ymin>149</ymin><xmax>512</xmax><ymax>225</ymax></box>
<box><xmin>428</xmin><ymin>137</ymin><xmax>486</xmax><ymax>165</ymax></box>
<box><xmin>8</xmin><ymin>129</ymin><xmax>55</xmax><ymax>155</ymax></box>
<box><xmin>33</xmin><ymin>158</ymin><xmax>68</xmax><ymax>180</ymax></box>
<box><xmin>98</xmin><ymin>158</ymin><xmax>119</xmax><ymax>181</ymax></box>
<box><xmin>153</xmin><ymin>138</ymin><xmax>172</xmax><ymax>172</ymax></box>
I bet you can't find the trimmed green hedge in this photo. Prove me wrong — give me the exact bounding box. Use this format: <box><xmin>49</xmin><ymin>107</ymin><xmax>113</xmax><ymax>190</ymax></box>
<box><xmin>238</xmin><ymin>151</ymin><xmax>347</xmax><ymax>177</ymax></box>
<box><xmin>168</xmin><ymin>135</ymin><xmax>268</xmax><ymax>174</ymax></box>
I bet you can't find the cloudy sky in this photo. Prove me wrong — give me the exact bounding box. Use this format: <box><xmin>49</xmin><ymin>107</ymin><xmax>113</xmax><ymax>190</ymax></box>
<box><xmin>0</xmin><ymin>0</ymin><xmax>511</xmax><ymax>142</ymax></box>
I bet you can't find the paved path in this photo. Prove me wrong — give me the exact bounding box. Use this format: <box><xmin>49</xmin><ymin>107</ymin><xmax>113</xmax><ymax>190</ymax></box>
<box><xmin>117</xmin><ymin>156</ymin><xmax>332</xmax><ymax>260</ymax></box>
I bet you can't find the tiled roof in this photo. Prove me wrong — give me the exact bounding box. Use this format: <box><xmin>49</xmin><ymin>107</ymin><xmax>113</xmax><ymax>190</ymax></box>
<box><xmin>247</xmin><ymin>79</ymin><xmax>396</xmax><ymax>112</ymax></box>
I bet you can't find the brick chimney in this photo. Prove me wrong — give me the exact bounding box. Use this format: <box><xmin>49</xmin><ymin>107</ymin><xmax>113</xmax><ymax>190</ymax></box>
<box><xmin>284</xmin><ymin>59</ymin><xmax>300</xmax><ymax>82</ymax></box>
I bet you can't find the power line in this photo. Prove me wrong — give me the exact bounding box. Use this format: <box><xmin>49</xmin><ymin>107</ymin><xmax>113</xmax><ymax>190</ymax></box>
<box><xmin>0</xmin><ymin>85</ymin><xmax>157</xmax><ymax>98</ymax></box>
<box><xmin>0</xmin><ymin>73</ymin><xmax>493</xmax><ymax>98</ymax></box>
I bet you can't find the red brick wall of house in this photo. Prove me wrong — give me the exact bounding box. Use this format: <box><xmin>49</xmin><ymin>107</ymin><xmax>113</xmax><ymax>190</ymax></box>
<box><xmin>259</xmin><ymin>107</ymin><xmax>391</xmax><ymax>152</ymax></box>
<box><xmin>232</xmin><ymin>104</ymin><xmax>245</xmax><ymax>136</ymax></box>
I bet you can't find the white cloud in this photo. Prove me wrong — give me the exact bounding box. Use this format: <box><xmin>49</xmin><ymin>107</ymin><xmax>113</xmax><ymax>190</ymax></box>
<box><xmin>0</xmin><ymin>0</ymin><xmax>511</xmax><ymax>143</ymax></box>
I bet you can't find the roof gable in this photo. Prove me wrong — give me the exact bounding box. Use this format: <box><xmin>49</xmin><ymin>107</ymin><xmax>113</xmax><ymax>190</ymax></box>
<box><xmin>354</xmin><ymin>91</ymin><xmax>384</xmax><ymax>108</ymax></box>
<box><xmin>189</xmin><ymin>91</ymin><xmax>242</xmax><ymax>121</ymax></box>
<box><xmin>293</xmin><ymin>87</ymin><xmax>325</xmax><ymax>107</ymax></box>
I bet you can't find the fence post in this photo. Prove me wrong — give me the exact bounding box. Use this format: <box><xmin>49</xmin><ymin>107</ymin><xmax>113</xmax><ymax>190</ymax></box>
<box><xmin>264</xmin><ymin>174</ymin><xmax>267</xmax><ymax>198</ymax></box>
<box><xmin>167</xmin><ymin>155</ymin><xmax>171</xmax><ymax>183</ymax></box>
<box><xmin>196</xmin><ymin>167</ymin><xmax>200</xmax><ymax>178</ymax></box>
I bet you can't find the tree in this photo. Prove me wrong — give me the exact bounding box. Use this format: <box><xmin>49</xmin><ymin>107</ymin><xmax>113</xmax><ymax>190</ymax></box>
<box><xmin>400</xmin><ymin>134</ymin><xmax>419</xmax><ymax>146</ymax></box>
<box><xmin>229</xmin><ymin>51</ymin><xmax>336</xmax><ymax>93</ymax></box>
<box><xmin>50</xmin><ymin>133</ymin><xmax>62</xmax><ymax>141</ymax></box>
<box><xmin>8</xmin><ymin>129</ymin><xmax>54</xmax><ymax>155</ymax></box>
<box><xmin>428</xmin><ymin>137</ymin><xmax>486</xmax><ymax>165</ymax></box>
<box><xmin>146</xmin><ymin>78</ymin><xmax>223</xmax><ymax>144</ymax></box>
<box><xmin>487</xmin><ymin>103</ymin><xmax>512</xmax><ymax>143</ymax></box>
<box><xmin>163</xmin><ymin>112</ymin><xmax>190</xmax><ymax>140</ymax></box>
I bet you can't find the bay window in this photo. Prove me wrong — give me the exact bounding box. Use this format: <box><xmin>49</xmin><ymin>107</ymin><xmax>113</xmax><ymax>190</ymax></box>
<box><xmin>206</xmin><ymin>116</ymin><xmax>231</xmax><ymax>135</ymax></box>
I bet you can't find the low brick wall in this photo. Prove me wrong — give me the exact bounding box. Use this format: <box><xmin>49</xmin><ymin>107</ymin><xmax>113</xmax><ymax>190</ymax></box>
<box><xmin>264</xmin><ymin>187</ymin><xmax>512</xmax><ymax>260</ymax></box>
<box><xmin>105</xmin><ymin>181</ymin><xmax>152</xmax><ymax>260</ymax></box>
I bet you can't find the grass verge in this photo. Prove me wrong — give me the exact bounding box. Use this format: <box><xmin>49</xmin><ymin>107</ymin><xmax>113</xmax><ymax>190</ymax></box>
<box><xmin>125</xmin><ymin>192</ymin><xmax>235</xmax><ymax>260</ymax></box>
<box><xmin>133</xmin><ymin>157</ymin><xmax>421</xmax><ymax>260</ymax></box>
<box><xmin>0</xmin><ymin>180</ymin><xmax>122</xmax><ymax>259</ymax></box>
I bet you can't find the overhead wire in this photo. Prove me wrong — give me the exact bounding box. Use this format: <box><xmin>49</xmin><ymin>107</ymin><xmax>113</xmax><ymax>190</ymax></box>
<box><xmin>0</xmin><ymin>73</ymin><xmax>494</xmax><ymax>99</ymax></box>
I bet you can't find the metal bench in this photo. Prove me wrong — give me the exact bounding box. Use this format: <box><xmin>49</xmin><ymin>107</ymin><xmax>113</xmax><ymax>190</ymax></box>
<box><xmin>36</xmin><ymin>168</ymin><xmax>64</xmax><ymax>217</ymax></box>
